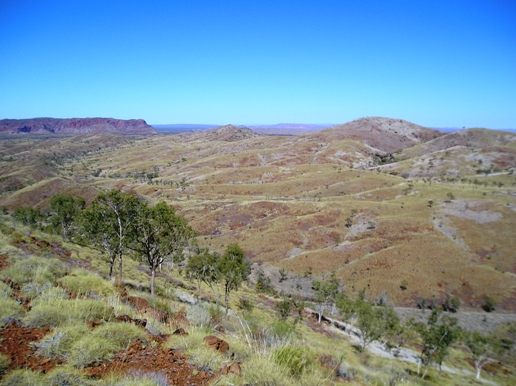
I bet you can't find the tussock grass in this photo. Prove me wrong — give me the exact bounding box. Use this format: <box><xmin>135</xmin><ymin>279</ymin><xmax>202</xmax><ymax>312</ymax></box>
<box><xmin>0</xmin><ymin>352</ymin><xmax>11</xmax><ymax>375</ymax></box>
<box><xmin>0</xmin><ymin>368</ymin><xmax>45</xmax><ymax>386</ymax></box>
<box><xmin>100</xmin><ymin>371</ymin><xmax>167</xmax><ymax>386</ymax></box>
<box><xmin>44</xmin><ymin>365</ymin><xmax>92</xmax><ymax>386</ymax></box>
<box><xmin>0</xmin><ymin>298</ymin><xmax>25</xmax><ymax>326</ymax></box>
<box><xmin>0</xmin><ymin>280</ymin><xmax>12</xmax><ymax>299</ymax></box>
<box><xmin>35</xmin><ymin>323</ymin><xmax>90</xmax><ymax>359</ymax></box>
<box><xmin>0</xmin><ymin>255</ymin><xmax>66</xmax><ymax>286</ymax></box>
<box><xmin>23</xmin><ymin>299</ymin><xmax>113</xmax><ymax>327</ymax></box>
<box><xmin>58</xmin><ymin>269</ymin><xmax>116</xmax><ymax>297</ymax></box>
<box><xmin>165</xmin><ymin>326</ymin><xmax>226</xmax><ymax>372</ymax></box>
<box><xmin>68</xmin><ymin>322</ymin><xmax>147</xmax><ymax>368</ymax></box>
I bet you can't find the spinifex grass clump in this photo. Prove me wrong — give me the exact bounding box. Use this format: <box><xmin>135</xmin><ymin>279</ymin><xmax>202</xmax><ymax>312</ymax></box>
<box><xmin>0</xmin><ymin>298</ymin><xmax>25</xmax><ymax>327</ymax></box>
<box><xmin>272</xmin><ymin>345</ymin><xmax>315</xmax><ymax>378</ymax></box>
<box><xmin>35</xmin><ymin>323</ymin><xmax>90</xmax><ymax>359</ymax></box>
<box><xmin>23</xmin><ymin>299</ymin><xmax>114</xmax><ymax>327</ymax></box>
<box><xmin>68</xmin><ymin>322</ymin><xmax>147</xmax><ymax>368</ymax></box>
<box><xmin>58</xmin><ymin>269</ymin><xmax>116</xmax><ymax>297</ymax></box>
<box><xmin>0</xmin><ymin>255</ymin><xmax>66</xmax><ymax>286</ymax></box>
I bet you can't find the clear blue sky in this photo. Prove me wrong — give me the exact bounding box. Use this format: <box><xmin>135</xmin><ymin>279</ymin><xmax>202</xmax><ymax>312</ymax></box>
<box><xmin>1</xmin><ymin>0</ymin><xmax>515</xmax><ymax>128</ymax></box>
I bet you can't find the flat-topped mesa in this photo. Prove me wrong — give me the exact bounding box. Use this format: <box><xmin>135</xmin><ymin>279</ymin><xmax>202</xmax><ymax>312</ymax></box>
<box><xmin>310</xmin><ymin>116</ymin><xmax>444</xmax><ymax>154</ymax></box>
<box><xmin>202</xmin><ymin>124</ymin><xmax>261</xmax><ymax>142</ymax></box>
<box><xmin>0</xmin><ymin>117</ymin><xmax>157</xmax><ymax>135</ymax></box>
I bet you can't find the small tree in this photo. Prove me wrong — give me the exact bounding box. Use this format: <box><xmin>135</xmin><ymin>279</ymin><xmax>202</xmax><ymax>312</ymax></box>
<box><xmin>355</xmin><ymin>301</ymin><xmax>400</xmax><ymax>352</ymax></box>
<box><xmin>79</xmin><ymin>190</ymin><xmax>139</xmax><ymax>282</ymax></box>
<box><xmin>464</xmin><ymin>331</ymin><xmax>496</xmax><ymax>380</ymax></box>
<box><xmin>312</xmin><ymin>272</ymin><xmax>340</xmax><ymax>323</ymax></box>
<box><xmin>49</xmin><ymin>194</ymin><xmax>85</xmax><ymax>240</ymax></box>
<box><xmin>187</xmin><ymin>249</ymin><xmax>220</xmax><ymax>295</ymax></box>
<box><xmin>217</xmin><ymin>243</ymin><xmax>251</xmax><ymax>314</ymax></box>
<box><xmin>414</xmin><ymin>308</ymin><xmax>460</xmax><ymax>378</ymax></box>
<box><xmin>130</xmin><ymin>201</ymin><xmax>196</xmax><ymax>295</ymax></box>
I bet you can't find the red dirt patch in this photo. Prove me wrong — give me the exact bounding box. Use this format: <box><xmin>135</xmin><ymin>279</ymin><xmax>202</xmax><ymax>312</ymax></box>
<box><xmin>86</xmin><ymin>339</ymin><xmax>214</xmax><ymax>385</ymax></box>
<box><xmin>0</xmin><ymin>322</ymin><xmax>61</xmax><ymax>375</ymax></box>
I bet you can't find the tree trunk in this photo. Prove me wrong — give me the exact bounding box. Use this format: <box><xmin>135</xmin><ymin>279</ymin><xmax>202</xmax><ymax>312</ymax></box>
<box><xmin>151</xmin><ymin>267</ymin><xmax>156</xmax><ymax>296</ymax></box>
<box><xmin>476</xmin><ymin>366</ymin><xmax>481</xmax><ymax>380</ymax></box>
<box><xmin>224</xmin><ymin>287</ymin><xmax>230</xmax><ymax>315</ymax></box>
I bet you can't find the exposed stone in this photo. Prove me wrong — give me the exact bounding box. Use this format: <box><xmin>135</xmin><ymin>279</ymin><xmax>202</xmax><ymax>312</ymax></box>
<box><xmin>0</xmin><ymin>117</ymin><xmax>157</xmax><ymax>135</ymax></box>
<box><xmin>204</xmin><ymin>335</ymin><xmax>229</xmax><ymax>353</ymax></box>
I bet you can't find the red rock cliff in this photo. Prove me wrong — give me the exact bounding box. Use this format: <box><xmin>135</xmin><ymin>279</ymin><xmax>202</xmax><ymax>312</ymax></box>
<box><xmin>0</xmin><ymin>117</ymin><xmax>157</xmax><ymax>135</ymax></box>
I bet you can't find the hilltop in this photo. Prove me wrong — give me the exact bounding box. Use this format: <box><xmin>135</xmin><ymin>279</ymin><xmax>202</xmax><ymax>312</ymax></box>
<box><xmin>0</xmin><ymin>118</ymin><xmax>157</xmax><ymax>135</ymax></box>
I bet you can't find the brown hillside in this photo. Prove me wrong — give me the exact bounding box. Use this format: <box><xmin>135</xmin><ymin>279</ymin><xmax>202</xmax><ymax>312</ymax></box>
<box><xmin>309</xmin><ymin>116</ymin><xmax>444</xmax><ymax>154</ymax></box>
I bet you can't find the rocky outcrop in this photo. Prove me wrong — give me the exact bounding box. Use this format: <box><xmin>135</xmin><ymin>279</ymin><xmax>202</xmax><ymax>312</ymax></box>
<box><xmin>0</xmin><ymin>117</ymin><xmax>157</xmax><ymax>135</ymax></box>
<box><xmin>202</xmin><ymin>124</ymin><xmax>261</xmax><ymax>142</ymax></box>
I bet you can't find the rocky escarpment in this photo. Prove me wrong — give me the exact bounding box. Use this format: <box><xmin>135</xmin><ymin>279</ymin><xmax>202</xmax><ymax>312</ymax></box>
<box><xmin>0</xmin><ymin>117</ymin><xmax>157</xmax><ymax>135</ymax></box>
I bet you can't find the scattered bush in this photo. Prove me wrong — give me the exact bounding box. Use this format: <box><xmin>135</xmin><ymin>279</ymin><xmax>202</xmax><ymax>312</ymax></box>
<box><xmin>272</xmin><ymin>345</ymin><xmax>314</xmax><ymax>377</ymax></box>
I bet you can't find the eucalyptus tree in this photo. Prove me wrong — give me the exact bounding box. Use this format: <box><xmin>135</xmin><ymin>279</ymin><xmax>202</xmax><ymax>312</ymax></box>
<box><xmin>187</xmin><ymin>249</ymin><xmax>220</xmax><ymax>295</ymax></box>
<box><xmin>49</xmin><ymin>194</ymin><xmax>85</xmax><ymax>239</ymax></box>
<box><xmin>312</xmin><ymin>271</ymin><xmax>340</xmax><ymax>323</ymax></box>
<box><xmin>217</xmin><ymin>243</ymin><xmax>251</xmax><ymax>314</ymax></box>
<box><xmin>130</xmin><ymin>201</ymin><xmax>196</xmax><ymax>295</ymax></box>
<box><xmin>79</xmin><ymin>190</ymin><xmax>139</xmax><ymax>282</ymax></box>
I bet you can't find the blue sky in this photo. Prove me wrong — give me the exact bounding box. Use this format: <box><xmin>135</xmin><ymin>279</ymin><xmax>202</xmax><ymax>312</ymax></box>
<box><xmin>1</xmin><ymin>0</ymin><xmax>515</xmax><ymax>128</ymax></box>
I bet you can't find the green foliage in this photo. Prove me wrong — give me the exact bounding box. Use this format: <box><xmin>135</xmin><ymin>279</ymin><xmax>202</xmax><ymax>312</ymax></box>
<box><xmin>58</xmin><ymin>270</ymin><xmax>116</xmax><ymax>297</ymax></box>
<box><xmin>218</xmin><ymin>243</ymin><xmax>251</xmax><ymax>313</ymax></box>
<box><xmin>312</xmin><ymin>271</ymin><xmax>340</xmax><ymax>323</ymax></box>
<box><xmin>79</xmin><ymin>189</ymin><xmax>140</xmax><ymax>280</ymax></box>
<box><xmin>238</xmin><ymin>298</ymin><xmax>254</xmax><ymax>313</ymax></box>
<box><xmin>413</xmin><ymin>307</ymin><xmax>460</xmax><ymax>378</ymax></box>
<box><xmin>255</xmin><ymin>266</ymin><xmax>275</xmax><ymax>295</ymax></box>
<box><xmin>464</xmin><ymin>330</ymin><xmax>497</xmax><ymax>379</ymax></box>
<box><xmin>49</xmin><ymin>194</ymin><xmax>85</xmax><ymax>239</ymax></box>
<box><xmin>272</xmin><ymin>345</ymin><xmax>314</xmax><ymax>377</ymax></box>
<box><xmin>130</xmin><ymin>200</ymin><xmax>196</xmax><ymax>295</ymax></box>
<box><xmin>0</xmin><ymin>298</ymin><xmax>25</xmax><ymax>326</ymax></box>
<box><xmin>355</xmin><ymin>302</ymin><xmax>400</xmax><ymax>351</ymax></box>
<box><xmin>482</xmin><ymin>297</ymin><xmax>496</xmax><ymax>312</ymax></box>
<box><xmin>187</xmin><ymin>249</ymin><xmax>220</xmax><ymax>293</ymax></box>
<box><xmin>23</xmin><ymin>299</ymin><xmax>114</xmax><ymax>327</ymax></box>
<box><xmin>11</xmin><ymin>206</ymin><xmax>43</xmax><ymax>227</ymax></box>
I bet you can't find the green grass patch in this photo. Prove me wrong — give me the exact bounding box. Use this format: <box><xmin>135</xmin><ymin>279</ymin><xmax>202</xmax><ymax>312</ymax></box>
<box><xmin>272</xmin><ymin>345</ymin><xmax>315</xmax><ymax>378</ymax></box>
<box><xmin>0</xmin><ymin>368</ymin><xmax>45</xmax><ymax>386</ymax></box>
<box><xmin>0</xmin><ymin>280</ymin><xmax>12</xmax><ymax>299</ymax></box>
<box><xmin>43</xmin><ymin>365</ymin><xmax>92</xmax><ymax>386</ymax></box>
<box><xmin>23</xmin><ymin>299</ymin><xmax>114</xmax><ymax>327</ymax></box>
<box><xmin>0</xmin><ymin>298</ymin><xmax>25</xmax><ymax>327</ymax></box>
<box><xmin>58</xmin><ymin>269</ymin><xmax>116</xmax><ymax>297</ymax></box>
<box><xmin>35</xmin><ymin>323</ymin><xmax>90</xmax><ymax>359</ymax></box>
<box><xmin>68</xmin><ymin>322</ymin><xmax>147</xmax><ymax>368</ymax></box>
<box><xmin>0</xmin><ymin>255</ymin><xmax>66</xmax><ymax>286</ymax></box>
<box><xmin>0</xmin><ymin>352</ymin><xmax>11</xmax><ymax>375</ymax></box>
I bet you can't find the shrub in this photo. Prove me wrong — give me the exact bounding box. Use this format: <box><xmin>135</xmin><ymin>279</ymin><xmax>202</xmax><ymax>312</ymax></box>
<box><xmin>0</xmin><ymin>298</ymin><xmax>25</xmax><ymax>327</ymax></box>
<box><xmin>223</xmin><ymin>353</ymin><xmax>289</xmax><ymax>386</ymax></box>
<box><xmin>58</xmin><ymin>270</ymin><xmax>116</xmax><ymax>297</ymax></box>
<box><xmin>272</xmin><ymin>345</ymin><xmax>314</xmax><ymax>377</ymax></box>
<box><xmin>0</xmin><ymin>369</ymin><xmax>44</xmax><ymax>386</ymax></box>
